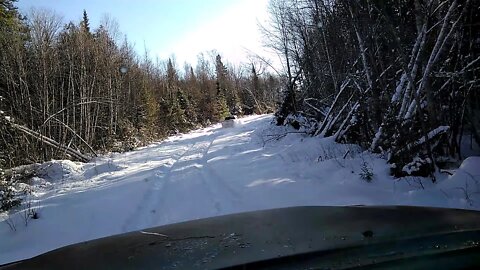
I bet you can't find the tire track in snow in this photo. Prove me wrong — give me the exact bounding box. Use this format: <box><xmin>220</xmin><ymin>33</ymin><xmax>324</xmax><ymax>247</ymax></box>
<box><xmin>122</xmin><ymin>127</ymin><xmax>248</xmax><ymax>231</ymax></box>
<box><xmin>196</xmin><ymin>138</ymin><xmax>224</xmax><ymax>215</ymax></box>
<box><xmin>120</xmin><ymin>142</ymin><xmax>197</xmax><ymax>232</ymax></box>
<box><xmin>196</xmin><ymin>135</ymin><xmax>243</xmax><ymax>214</ymax></box>
<box><xmin>148</xmin><ymin>132</ymin><xmax>243</xmax><ymax>225</ymax></box>
<box><xmin>148</xmin><ymin>138</ymin><xmax>220</xmax><ymax>225</ymax></box>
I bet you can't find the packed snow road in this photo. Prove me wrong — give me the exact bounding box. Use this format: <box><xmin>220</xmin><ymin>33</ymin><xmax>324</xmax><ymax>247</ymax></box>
<box><xmin>1</xmin><ymin>114</ymin><xmax>479</xmax><ymax>264</ymax></box>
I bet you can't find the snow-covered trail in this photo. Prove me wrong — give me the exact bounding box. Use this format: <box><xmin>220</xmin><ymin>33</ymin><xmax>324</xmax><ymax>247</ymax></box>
<box><xmin>120</xmin><ymin>130</ymin><xmax>245</xmax><ymax>232</ymax></box>
<box><xmin>1</xmin><ymin>114</ymin><xmax>479</xmax><ymax>265</ymax></box>
<box><xmin>0</xmin><ymin>115</ymin><xmax>283</xmax><ymax>263</ymax></box>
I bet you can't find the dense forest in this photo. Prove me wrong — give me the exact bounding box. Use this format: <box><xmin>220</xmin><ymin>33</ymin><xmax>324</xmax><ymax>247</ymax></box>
<box><xmin>267</xmin><ymin>0</ymin><xmax>479</xmax><ymax>179</ymax></box>
<box><xmin>0</xmin><ymin>0</ymin><xmax>280</xmax><ymax>171</ymax></box>
<box><xmin>1</xmin><ymin>0</ymin><xmax>479</xmax><ymax>181</ymax></box>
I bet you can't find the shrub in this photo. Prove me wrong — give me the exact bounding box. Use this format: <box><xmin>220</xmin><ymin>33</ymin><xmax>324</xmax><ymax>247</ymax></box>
<box><xmin>359</xmin><ymin>162</ymin><xmax>374</xmax><ymax>182</ymax></box>
<box><xmin>0</xmin><ymin>168</ymin><xmax>21</xmax><ymax>212</ymax></box>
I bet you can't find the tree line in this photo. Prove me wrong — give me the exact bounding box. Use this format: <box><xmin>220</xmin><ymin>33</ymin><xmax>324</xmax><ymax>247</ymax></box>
<box><xmin>2</xmin><ymin>0</ymin><xmax>479</xmax><ymax>181</ymax></box>
<box><xmin>0</xmin><ymin>1</ymin><xmax>280</xmax><ymax>169</ymax></box>
<box><xmin>267</xmin><ymin>0</ymin><xmax>479</xmax><ymax>179</ymax></box>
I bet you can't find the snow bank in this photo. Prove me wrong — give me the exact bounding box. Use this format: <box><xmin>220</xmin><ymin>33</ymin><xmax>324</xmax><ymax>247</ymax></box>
<box><xmin>458</xmin><ymin>156</ymin><xmax>480</xmax><ymax>176</ymax></box>
<box><xmin>82</xmin><ymin>160</ymin><xmax>125</xmax><ymax>179</ymax></box>
<box><xmin>36</xmin><ymin>160</ymin><xmax>83</xmax><ymax>182</ymax></box>
<box><xmin>0</xmin><ymin>114</ymin><xmax>479</xmax><ymax>265</ymax></box>
<box><xmin>433</xmin><ymin>156</ymin><xmax>480</xmax><ymax>207</ymax></box>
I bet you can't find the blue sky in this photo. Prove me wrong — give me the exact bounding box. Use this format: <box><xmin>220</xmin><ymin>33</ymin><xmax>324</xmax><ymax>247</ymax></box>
<box><xmin>16</xmin><ymin>0</ymin><xmax>271</xmax><ymax>66</ymax></box>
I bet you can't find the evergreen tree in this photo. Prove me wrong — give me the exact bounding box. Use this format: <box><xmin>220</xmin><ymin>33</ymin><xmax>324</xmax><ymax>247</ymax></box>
<box><xmin>214</xmin><ymin>85</ymin><xmax>229</xmax><ymax>121</ymax></box>
<box><xmin>176</xmin><ymin>88</ymin><xmax>196</xmax><ymax>126</ymax></box>
<box><xmin>215</xmin><ymin>55</ymin><xmax>227</xmax><ymax>95</ymax></box>
<box><xmin>0</xmin><ymin>0</ymin><xmax>20</xmax><ymax>27</ymax></box>
<box><xmin>80</xmin><ymin>9</ymin><xmax>90</xmax><ymax>33</ymax></box>
<box><xmin>245</xmin><ymin>64</ymin><xmax>260</xmax><ymax>114</ymax></box>
<box><xmin>167</xmin><ymin>93</ymin><xmax>185</xmax><ymax>133</ymax></box>
<box><xmin>215</xmin><ymin>54</ymin><xmax>237</xmax><ymax>116</ymax></box>
<box><xmin>166</xmin><ymin>59</ymin><xmax>178</xmax><ymax>95</ymax></box>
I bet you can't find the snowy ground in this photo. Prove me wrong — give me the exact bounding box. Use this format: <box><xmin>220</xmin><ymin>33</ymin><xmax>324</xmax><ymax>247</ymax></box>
<box><xmin>1</xmin><ymin>114</ymin><xmax>479</xmax><ymax>264</ymax></box>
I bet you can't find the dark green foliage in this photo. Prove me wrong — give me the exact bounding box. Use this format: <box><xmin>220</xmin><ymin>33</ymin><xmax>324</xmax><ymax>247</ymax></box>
<box><xmin>0</xmin><ymin>0</ymin><xmax>21</xmax><ymax>29</ymax></box>
<box><xmin>243</xmin><ymin>65</ymin><xmax>259</xmax><ymax>115</ymax></box>
<box><xmin>0</xmin><ymin>168</ymin><xmax>21</xmax><ymax>212</ymax></box>
<box><xmin>214</xmin><ymin>86</ymin><xmax>230</xmax><ymax>122</ymax></box>
<box><xmin>359</xmin><ymin>162</ymin><xmax>374</xmax><ymax>182</ymax></box>
<box><xmin>81</xmin><ymin>9</ymin><xmax>90</xmax><ymax>33</ymax></box>
<box><xmin>176</xmin><ymin>89</ymin><xmax>197</xmax><ymax>127</ymax></box>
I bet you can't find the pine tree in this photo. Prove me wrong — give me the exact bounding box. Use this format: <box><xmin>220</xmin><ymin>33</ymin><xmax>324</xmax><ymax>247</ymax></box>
<box><xmin>80</xmin><ymin>9</ymin><xmax>90</xmax><ymax>33</ymax></box>
<box><xmin>166</xmin><ymin>59</ymin><xmax>178</xmax><ymax>96</ymax></box>
<box><xmin>167</xmin><ymin>94</ymin><xmax>185</xmax><ymax>133</ymax></box>
<box><xmin>0</xmin><ymin>0</ymin><xmax>20</xmax><ymax>26</ymax></box>
<box><xmin>215</xmin><ymin>54</ymin><xmax>237</xmax><ymax>116</ymax></box>
<box><xmin>214</xmin><ymin>86</ymin><xmax>229</xmax><ymax>122</ymax></box>
<box><xmin>176</xmin><ymin>88</ymin><xmax>196</xmax><ymax>126</ymax></box>
<box><xmin>215</xmin><ymin>55</ymin><xmax>227</xmax><ymax>94</ymax></box>
<box><xmin>244</xmin><ymin>64</ymin><xmax>259</xmax><ymax>114</ymax></box>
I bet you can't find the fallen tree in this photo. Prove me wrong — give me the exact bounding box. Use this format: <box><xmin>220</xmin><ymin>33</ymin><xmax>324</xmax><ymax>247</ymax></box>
<box><xmin>10</xmin><ymin>123</ymin><xmax>90</xmax><ymax>163</ymax></box>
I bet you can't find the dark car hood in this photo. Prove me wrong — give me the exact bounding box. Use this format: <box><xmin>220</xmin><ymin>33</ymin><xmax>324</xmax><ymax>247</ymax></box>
<box><xmin>2</xmin><ymin>206</ymin><xmax>480</xmax><ymax>269</ymax></box>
